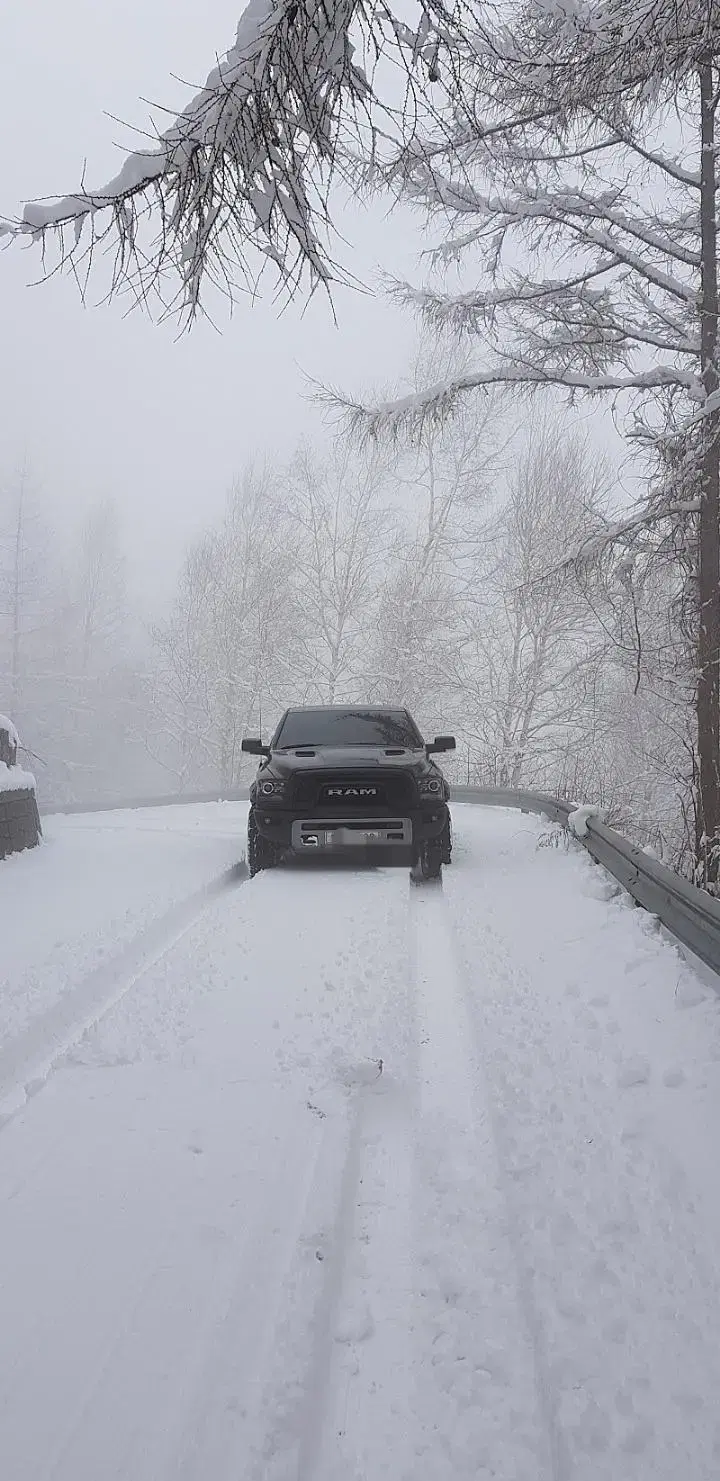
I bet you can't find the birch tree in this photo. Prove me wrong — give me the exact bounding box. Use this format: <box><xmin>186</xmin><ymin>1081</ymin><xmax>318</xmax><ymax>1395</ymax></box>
<box><xmin>455</xmin><ymin>418</ymin><xmax>610</xmax><ymax>787</ymax></box>
<box><xmin>66</xmin><ymin>501</ymin><xmax>127</xmax><ymax>676</ymax></box>
<box><xmin>0</xmin><ymin>469</ymin><xmax>53</xmax><ymax>714</ymax></box>
<box><xmin>284</xmin><ymin>445</ymin><xmax>391</xmax><ymax>704</ymax></box>
<box><xmin>370</xmin><ymin>395</ymin><xmax>497</xmax><ymax>722</ymax></box>
<box><xmin>343</xmin><ymin>0</ymin><xmax>720</xmax><ymax>885</ymax></box>
<box><xmin>151</xmin><ymin>467</ymin><xmax>291</xmax><ymax>787</ymax></box>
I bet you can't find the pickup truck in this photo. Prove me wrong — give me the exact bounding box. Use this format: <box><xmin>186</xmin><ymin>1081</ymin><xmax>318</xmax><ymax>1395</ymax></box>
<box><xmin>242</xmin><ymin>705</ymin><xmax>454</xmax><ymax>880</ymax></box>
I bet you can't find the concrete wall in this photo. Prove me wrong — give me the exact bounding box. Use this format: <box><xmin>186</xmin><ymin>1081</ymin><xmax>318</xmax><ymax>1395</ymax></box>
<box><xmin>0</xmin><ymin>788</ymin><xmax>42</xmax><ymax>861</ymax></box>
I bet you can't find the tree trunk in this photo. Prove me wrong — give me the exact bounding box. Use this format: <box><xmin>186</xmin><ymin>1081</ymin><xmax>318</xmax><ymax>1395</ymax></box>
<box><xmin>696</xmin><ymin>60</ymin><xmax>720</xmax><ymax>886</ymax></box>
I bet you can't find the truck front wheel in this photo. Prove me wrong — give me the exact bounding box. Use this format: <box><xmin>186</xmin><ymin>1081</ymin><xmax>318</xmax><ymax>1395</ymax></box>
<box><xmin>247</xmin><ymin>808</ymin><xmax>280</xmax><ymax>877</ymax></box>
<box><xmin>440</xmin><ymin>817</ymin><xmax>452</xmax><ymax>864</ymax></box>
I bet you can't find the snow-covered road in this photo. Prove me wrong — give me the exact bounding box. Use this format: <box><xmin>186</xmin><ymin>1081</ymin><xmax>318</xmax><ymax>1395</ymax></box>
<box><xmin>3</xmin><ymin>803</ymin><xmax>720</xmax><ymax>1479</ymax></box>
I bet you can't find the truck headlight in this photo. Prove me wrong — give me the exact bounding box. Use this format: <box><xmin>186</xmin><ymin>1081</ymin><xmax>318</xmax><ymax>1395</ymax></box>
<box><xmin>419</xmin><ymin>776</ymin><xmax>443</xmax><ymax>796</ymax></box>
<box><xmin>258</xmin><ymin>778</ymin><xmax>286</xmax><ymax>797</ymax></box>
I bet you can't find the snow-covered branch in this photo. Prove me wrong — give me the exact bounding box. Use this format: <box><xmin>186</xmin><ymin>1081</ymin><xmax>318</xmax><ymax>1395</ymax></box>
<box><xmin>1</xmin><ymin>0</ymin><xmax>471</xmax><ymax>317</ymax></box>
<box><xmin>335</xmin><ymin>362</ymin><xmax>699</xmax><ymax>439</ymax></box>
<box><xmin>558</xmin><ymin>499</ymin><xmax>701</xmax><ymax>575</ymax></box>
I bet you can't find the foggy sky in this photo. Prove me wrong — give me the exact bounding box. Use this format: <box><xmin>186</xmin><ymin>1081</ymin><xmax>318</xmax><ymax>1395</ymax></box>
<box><xmin>0</xmin><ymin>0</ymin><xmax>424</xmax><ymax>609</ymax></box>
<box><xmin>0</xmin><ymin>0</ymin><xmax>624</xmax><ymax>616</ymax></box>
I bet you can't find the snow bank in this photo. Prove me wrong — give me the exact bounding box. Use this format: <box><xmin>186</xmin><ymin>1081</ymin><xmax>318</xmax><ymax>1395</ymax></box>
<box><xmin>0</xmin><ymin>761</ymin><xmax>35</xmax><ymax>795</ymax></box>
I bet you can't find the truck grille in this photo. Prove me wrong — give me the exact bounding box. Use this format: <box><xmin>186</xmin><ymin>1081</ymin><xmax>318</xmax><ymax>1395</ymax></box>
<box><xmin>290</xmin><ymin>771</ymin><xmax>417</xmax><ymax>813</ymax></box>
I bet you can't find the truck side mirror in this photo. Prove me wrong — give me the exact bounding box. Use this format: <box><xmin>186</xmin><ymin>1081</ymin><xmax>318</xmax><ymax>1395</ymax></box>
<box><xmin>242</xmin><ymin>737</ymin><xmax>271</xmax><ymax>757</ymax></box>
<box><xmin>427</xmin><ymin>735</ymin><xmax>456</xmax><ymax>754</ymax></box>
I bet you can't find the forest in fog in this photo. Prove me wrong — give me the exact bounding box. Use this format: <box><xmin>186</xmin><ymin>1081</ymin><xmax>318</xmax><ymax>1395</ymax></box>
<box><xmin>0</xmin><ymin>377</ymin><xmax>689</xmax><ymax>868</ymax></box>
<box><xmin>3</xmin><ymin>0</ymin><xmax>718</xmax><ymax>882</ymax></box>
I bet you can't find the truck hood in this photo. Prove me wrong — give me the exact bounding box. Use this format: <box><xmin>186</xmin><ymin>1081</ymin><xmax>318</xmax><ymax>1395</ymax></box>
<box><xmin>266</xmin><ymin>746</ymin><xmax>429</xmax><ymax>778</ymax></box>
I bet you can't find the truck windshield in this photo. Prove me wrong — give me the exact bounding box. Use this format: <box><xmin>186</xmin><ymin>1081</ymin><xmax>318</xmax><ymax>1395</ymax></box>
<box><xmin>274</xmin><ymin>709</ymin><xmax>423</xmax><ymax>749</ymax></box>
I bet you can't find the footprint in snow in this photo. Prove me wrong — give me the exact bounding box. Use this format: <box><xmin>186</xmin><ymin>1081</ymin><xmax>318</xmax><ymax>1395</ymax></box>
<box><xmin>335</xmin><ymin>1303</ymin><xmax>375</xmax><ymax>1344</ymax></box>
<box><xmin>335</xmin><ymin>1059</ymin><xmax>384</xmax><ymax>1088</ymax></box>
<box><xmin>617</xmin><ymin>1057</ymin><xmax>651</xmax><ymax>1089</ymax></box>
<box><xmin>663</xmin><ymin>1067</ymin><xmax>686</xmax><ymax>1088</ymax></box>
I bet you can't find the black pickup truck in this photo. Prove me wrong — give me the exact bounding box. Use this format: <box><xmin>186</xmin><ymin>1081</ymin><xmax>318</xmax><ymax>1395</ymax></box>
<box><xmin>242</xmin><ymin>706</ymin><xmax>455</xmax><ymax>880</ymax></box>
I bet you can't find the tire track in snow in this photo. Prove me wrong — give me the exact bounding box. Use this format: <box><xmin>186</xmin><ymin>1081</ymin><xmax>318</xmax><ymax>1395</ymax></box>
<box><xmin>294</xmin><ymin>1090</ymin><xmax>373</xmax><ymax>1481</ymax></box>
<box><xmin>237</xmin><ymin>878</ymin><xmax>419</xmax><ymax>1481</ymax></box>
<box><xmin>259</xmin><ymin>874</ymin><xmax>569</xmax><ymax>1481</ymax></box>
<box><xmin>0</xmin><ymin>863</ymin><xmax>247</xmax><ymax>1120</ymax></box>
<box><xmin>298</xmin><ymin>1071</ymin><xmax>418</xmax><ymax>1481</ymax></box>
<box><xmin>0</xmin><ymin>865</ymin><xmax>417</xmax><ymax>1481</ymax></box>
<box><xmin>146</xmin><ymin>868</ymin><xmax>419</xmax><ymax>1481</ymax></box>
<box><xmin>408</xmin><ymin>883</ymin><xmax>565</xmax><ymax>1481</ymax></box>
<box><xmin>214</xmin><ymin>1080</ymin><xmax>406</xmax><ymax>1481</ymax></box>
<box><xmin>55</xmin><ymin>1097</ymin><xmax>350</xmax><ymax>1481</ymax></box>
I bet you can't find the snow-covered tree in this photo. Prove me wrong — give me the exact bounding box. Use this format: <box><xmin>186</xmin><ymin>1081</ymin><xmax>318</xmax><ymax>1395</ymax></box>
<box><xmin>71</xmin><ymin>501</ymin><xmax>127</xmax><ymax>675</ymax></box>
<box><xmin>453</xmin><ymin>417</ymin><xmax>610</xmax><ymax>786</ymax></box>
<box><xmin>151</xmin><ymin>467</ymin><xmax>291</xmax><ymax>787</ymax></box>
<box><xmin>369</xmin><ymin>384</ymin><xmax>498</xmax><ymax>724</ymax></box>
<box><xmin>0</xmin><ymin>468</ymin><xmax>53</xmax><ymax>714</ymax></box>
<box><xmin>342</xmin><ymin>0</ymin><xmax>720</xmax><ymax>885</ymax></box>
<box><xmin>0</xmin><ymin>484</ymin><xmax>160</xmax><ymax>804</ymax></box>
<box><xmin>284</xmin><ymin>444</ymin><xmax>392</xmax><ymax>704</ymax></box>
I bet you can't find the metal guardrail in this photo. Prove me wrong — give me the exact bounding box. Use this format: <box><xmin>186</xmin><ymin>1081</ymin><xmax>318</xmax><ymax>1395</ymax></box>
<box><xmin>37</xmin><ymin>781</ymin><xmax>720</xmax><ymax>977</ymax></box>
<box><xmin>42</xmin><ymin>788</ymin><xmax>250</xmax><ymax>816</ymax></box>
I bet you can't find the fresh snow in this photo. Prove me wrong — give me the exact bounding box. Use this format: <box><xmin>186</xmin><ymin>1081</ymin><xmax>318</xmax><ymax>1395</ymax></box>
<box><xmin>0</xmin><ymin>760</ymin><xmax>36</xmax><ymax>794</ymax></box>
<box><xmin>1</xmin><ymin>802</ymin><xmax>720</xmax><ymax>1478</ymax></box>
<box><xmin>567</xmin><ymin>801</ymin><xmax>601</xmax><ymax>836</ymax></box>
<box><xmin>0</xmin><ymin>802</ymin><xmax>247</xmax><ymax>1048</ymax></box>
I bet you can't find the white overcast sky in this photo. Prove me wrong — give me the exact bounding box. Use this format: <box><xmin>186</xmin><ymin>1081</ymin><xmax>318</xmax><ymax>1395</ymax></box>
<box><xmin>0</xmin><ymin>0</ymin><xmax>625</xmax><ymax>611</ymax></box>
<box><xmin>0</xmin><ymin>0</ymin><xmax>425</xmax><ymax>604</ymax></box>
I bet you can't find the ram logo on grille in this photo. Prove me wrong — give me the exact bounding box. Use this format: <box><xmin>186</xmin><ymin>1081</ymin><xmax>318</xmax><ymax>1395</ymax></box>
<box><xmin>325</xmin><ymin>785</ymin><xmax>378</xmax><ymax>797</ymax></box>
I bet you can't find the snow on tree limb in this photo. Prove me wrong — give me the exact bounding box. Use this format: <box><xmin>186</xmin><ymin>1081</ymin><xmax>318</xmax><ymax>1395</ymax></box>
<box><xmin>551</xmin><ymin>498</ymin><xmax>702</xmax><ymax>578</ymax></box>
<box><xmin>496</xmin><ymin>0</ymin><xmax>720</xmax><ymax>108</ymax></box>
<box><xmin>332</xmin><ymin>362</ymin><xmax>699</xmax><ymax>440</ymax></box>
<box><xmin>340</xmin><ymin>1</ymin><xmax>710</xmax><ymax>459</ymax></box>
<box><xmin>0</xmin><ymin>0</ymin><xmax>471</xmax><ymax>318</ymax></box>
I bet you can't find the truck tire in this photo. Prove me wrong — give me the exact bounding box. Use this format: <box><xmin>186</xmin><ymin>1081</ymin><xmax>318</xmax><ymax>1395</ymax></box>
<box><xmin>440</xmin><ymin>817</ymin><xmax>452</xmax><ymax>865</ymax></box>
<box><xmin>410</xmin><ymin>838</ymin><xmax>443</xmax><ymax>883</ymax></box>
<box><xmin>247</xmin><ymin>808</ymin><xmax>280</xmax><ymax>877</ymax></box>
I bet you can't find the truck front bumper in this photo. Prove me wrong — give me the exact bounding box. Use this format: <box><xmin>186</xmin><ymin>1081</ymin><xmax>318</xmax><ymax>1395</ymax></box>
<box><xmin>291</xmin><ymin>817</ymin><xmax>412</xmax><ymax>850</ymax></box>
<box><xmin>252</xmin><ymin>803</ymin><xmax>449</xmax><ymax>853</ymax></box>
